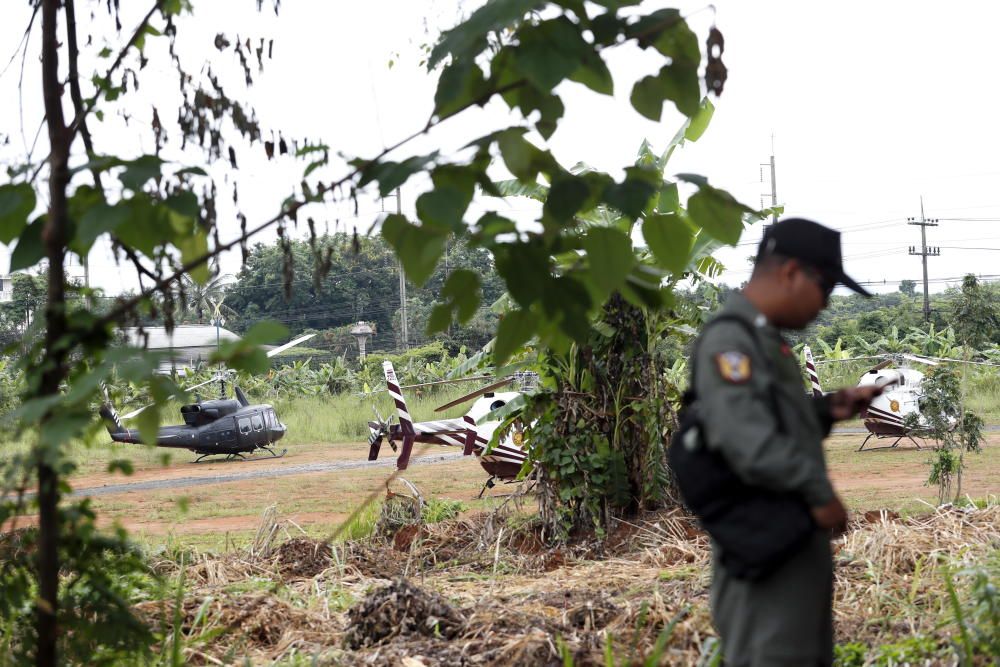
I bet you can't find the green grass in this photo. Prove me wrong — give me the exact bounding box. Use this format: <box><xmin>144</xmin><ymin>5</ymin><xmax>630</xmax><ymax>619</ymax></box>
<box><xmin>272</xmin><ymin>384</ymin><xmax>483</xmax><ymax>445</ymax></box>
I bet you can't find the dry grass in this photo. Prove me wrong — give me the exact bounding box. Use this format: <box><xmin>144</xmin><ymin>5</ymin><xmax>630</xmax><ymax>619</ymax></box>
<box><xmin>136</xmin><ymin>500</ymin><xmax>999</xmax><ymax>665</ymax></box>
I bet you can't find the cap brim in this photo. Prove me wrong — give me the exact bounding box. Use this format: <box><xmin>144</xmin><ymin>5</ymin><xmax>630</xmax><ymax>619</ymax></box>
<box><xmin>838</xmin><ymin>271</ymin><xmax>872</xmax><ymax>297</ymax></box>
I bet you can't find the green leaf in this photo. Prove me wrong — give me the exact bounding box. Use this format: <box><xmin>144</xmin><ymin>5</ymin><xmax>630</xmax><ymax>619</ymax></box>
<box><xmin>356</xmin><ymin>153</ymin><xmax>439</xmax><ymax>198</ymax></box>
<box><xmin>10</xmin><ymin>216</ymin><xmax>45</xmax><ymax>271</ymax></box>
<box><xmin>120</xmin><ymin>155</ymin><xmax>165</xmax><ymax>191</ymax></box>
<box><xmin>427</xmin><ymin>269</ymin><xmax>481</xmax><ymax>334</ymax></box>
<box><xmin>136</xmin><ymin>403</ymin><xmax>161</xmax><ymax>446</ymax></box>
<box><xmin>643</xmin><ymin>213</ymin><xmax>694</xmax><ymax>274</ymax></box>
<box><xmin>381</xmin><ymin>213</ymin><xmax>448</xmax><ymax>286</ymax></box>
<box><xmin>177</xmin><ymin>229</ymin><xmax>210</xmax><ymax>285</ymax></box>
<box><xmin>512</xmin><ymin>18</ymin><xmax>589</xmax><ymax>92</ymax></box>
<box><xmin>76</xmin><ymin>202</ymin><xmax>129</xmax><ymax>248</ymax></box>
<box><xmin>582</xmin><ymin>227</ymin><xmax>634</xmax><ymax>296</ymax></box>
<box><xmin>657</xmin><ymin>181</ymin><xmax>679</xmax><ymax>213</ymax></box>
<box><xmin>590</xmin><ymin>12</ymin><xmax>624</xmax><ymax>45</ymax></box>
<box><xmin>112</xmin><ymin>196</ymin><xmax>164</xmax><ymax>256</ymax></box>
<box><xmin>684</xmin><ymin>98</ymin><xmax>715</xmax><ymax>141</ymax></box>
<box><xmin>684</xmin><ymin>182</ymin><xmax>752</xmax><ymax>246</ymax></box>
<box><xmin>602</xmin><ymin>167</ymin><xmax>659</xmax><ymax>220</ymax></box>
<box><xmin>497</xmin><ymin>130</ymin><xmax>546</xmax><ymax>182</ymax></box>
<box><xmin>628</xmin><ymin>9</ymin><xmax>700</xmax><ymax>65</ymax></box>
<box><xmin>429</xmin><ymin>0</ymin><xmax>543</xmax><ymax>69</ymax></box>
<box><xmin>544</xmin><ymin>174</ymin><xmax>590</xmax><ymax>222</ymax></box>
<box><xmin>434</xmin><ymin>59</ymin><xmax>488</xmax><ymax>117</ymax></box>
<box><xmin>164</xmin><ymin>191</ymin><xmax>200</xmax><ymax>219</ymax></box>
<box><xmin>502</xmin><ymin>84</ymin><xmax>565</xmax><ymax>140</ymax></box>
<box><xmin>494</xmin><ymin>308</ymin><xmax>538</xmax><ymax>365</ymax></box>
<box><xmin>568</xmin><ymin>49</ymin><xmax>614</xmax><ymax>95</ymax></box>
<box><xmin>39</xmin><ymin>412</ymin><xmax>91</xmax><ymax>450</ymax></box>
<box><xmin>494</xmin><ymin>241</ymin><xmax>551</xmax><ymax>306</ymax></box>
<box><xmin>175</xmin><ymin>166</ymin><xmax>208</xmax><ymax>177</ymax></box>
<box><xmin>242</xmin><ymin>321</ymin><xmax>290</xmax><ymax>346</ymax></box>
<box><xmin>108</xmin><ymin>459</ymin><xmax>135</xmax><ymax>475</ymax></box>
<box><xmin>630</xmin><ymin>62</ymin><xmax>700</xmax><ymax>121</ymax></box>
<box><xmin>540</xmin><ymin>276</ymin><xmax>592</xmax><ymax>341</ymax></box>
<box><xmin>471</xmin><ymin>212</ymin><xmax>518</xmax><ymax>245</ymax></box>
<box><xmin>0</xmin><ymin>183</ymin><xmax>36</xmax><ymax>244</ymax></box>
<box><xmin>211</xmin><ymin>321</ymin><xmax>289</xmax><ymax>375</ymax></box>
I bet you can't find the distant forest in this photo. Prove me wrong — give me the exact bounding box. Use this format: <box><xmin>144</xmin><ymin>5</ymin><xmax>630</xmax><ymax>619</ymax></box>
<box><xmin>1</xmin><ymin>237</ymin><xmax>995</xmax><ymax>360</ymax></box>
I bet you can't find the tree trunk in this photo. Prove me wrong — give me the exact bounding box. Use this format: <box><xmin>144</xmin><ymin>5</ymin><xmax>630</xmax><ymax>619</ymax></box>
<box><xmin>38</xmin><ymin>1</ymin><xmax>71</xmax><ymax>664</ymax></box>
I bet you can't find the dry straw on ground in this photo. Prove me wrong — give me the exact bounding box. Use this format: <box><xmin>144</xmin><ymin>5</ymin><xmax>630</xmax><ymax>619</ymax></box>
<box><xmin>139</xmin><ymin>502</ymin><xmax>999</xmax><ymax>665</ymax></box>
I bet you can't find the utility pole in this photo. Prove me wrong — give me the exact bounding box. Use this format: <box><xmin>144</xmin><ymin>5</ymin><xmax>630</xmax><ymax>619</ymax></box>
<box><xmin>760</xmin><ymin>135</ymin><xmax>779</xmax><ymax>225</ymax></box>
<box><xmin>907</xmin><ymin>196</ymin><xmax>940</xmax><ymax>321</ymax></box>
<box><xmin>394</xmin><ymin>189</ymin><xmax>408</xmax><ymax>350</ymax></box>
<box><xmin>381</xmin><ymin>188</ymin><xmax>409</xmax><ymax>350</ymax></box>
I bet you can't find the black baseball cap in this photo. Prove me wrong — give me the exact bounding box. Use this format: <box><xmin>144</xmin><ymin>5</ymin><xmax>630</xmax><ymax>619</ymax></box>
<box><xmin>756</xmin><ymin>218</ymin><xmax>871</xmax><ymax>297</ymax></box>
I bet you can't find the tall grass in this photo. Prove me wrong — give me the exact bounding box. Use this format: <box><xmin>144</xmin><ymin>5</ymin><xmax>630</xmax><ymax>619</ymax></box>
<box><xmin>272</xmin><ymin>384</ymin><xmax>481</xmax><ymax>444</ymax></box>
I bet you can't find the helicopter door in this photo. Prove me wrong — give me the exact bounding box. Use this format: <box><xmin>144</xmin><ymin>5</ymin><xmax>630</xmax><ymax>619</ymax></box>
<box><xmin>236</xmin><ymin>416</ymin><xmax>254</xmax><ymax>447</ymax></box>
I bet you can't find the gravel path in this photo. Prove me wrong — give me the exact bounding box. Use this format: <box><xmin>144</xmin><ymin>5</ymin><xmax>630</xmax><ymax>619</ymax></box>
<box><xmin>67</xmin><ymin>452</ymin><xmax>465</xmax><ymax>498</ymax></box>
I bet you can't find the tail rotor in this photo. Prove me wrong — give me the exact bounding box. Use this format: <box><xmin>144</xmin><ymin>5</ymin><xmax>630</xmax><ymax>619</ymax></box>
<box><xmin>367</xmin><ymin>404</ymin><xmax>396</xmax><ymax>460</ymax></box>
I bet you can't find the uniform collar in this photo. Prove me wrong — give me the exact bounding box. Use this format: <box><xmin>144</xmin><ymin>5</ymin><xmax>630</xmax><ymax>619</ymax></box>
<box><xmin>720</xmin><ymin>292</ymin><xmax>777</xmax><ymax>334</ymax></box>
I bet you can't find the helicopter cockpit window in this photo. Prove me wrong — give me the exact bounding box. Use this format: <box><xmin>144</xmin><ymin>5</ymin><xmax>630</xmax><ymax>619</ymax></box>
<box><xmin>489</xmin><ymin>400</ymin><xmax>506</xmax><ymax>412</ymax></box>
<box><xmin>251</xmin><ymin>415</ymin><xmax>264</xmax><ymax>431</ymax></box>
<box><xmin>238</xmin><ymin>418</ymin><xmax>252</xmax><ymax>436</ymax></box>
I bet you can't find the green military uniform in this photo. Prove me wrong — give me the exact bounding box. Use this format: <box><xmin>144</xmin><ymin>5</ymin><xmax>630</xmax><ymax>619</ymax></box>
<box><xmin>693</xmin><ymin>292</ymin><xmax>836</xmax><ymax>666</ymax></box>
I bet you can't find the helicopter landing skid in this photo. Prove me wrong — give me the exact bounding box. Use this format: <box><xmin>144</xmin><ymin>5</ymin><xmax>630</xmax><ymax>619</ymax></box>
<box><xmin>476</xmin><ymin>476</ymin><xmax>536</xmax><ymax>499</ymax></box>
<box><xmin>857</xmin><ymin>432</ymin><xmax>924</xmax><ymax>452</ymax></box>
<box><xmin>258</xmin><ymin>447</ymin><xmax>287</xmax><ymax>459</ymax></box>
<box><xmin>192</xmin><ymin>448</ymin><xmax>287</xmax><ymax>464</ymax></box>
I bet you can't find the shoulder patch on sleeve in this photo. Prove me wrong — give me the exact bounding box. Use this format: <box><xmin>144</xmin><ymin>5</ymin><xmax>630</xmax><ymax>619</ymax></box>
<box><xmin>715</xmin><ymin>351</ymin><xmax>752</xmax><ymax>384</ymax></box>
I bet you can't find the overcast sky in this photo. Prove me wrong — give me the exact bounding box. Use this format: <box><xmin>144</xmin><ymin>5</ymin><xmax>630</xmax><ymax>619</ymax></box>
<box><xmin>1</xmin><ymin>0</ymin><xmax>997</xmax><ymax>297</ymax></box>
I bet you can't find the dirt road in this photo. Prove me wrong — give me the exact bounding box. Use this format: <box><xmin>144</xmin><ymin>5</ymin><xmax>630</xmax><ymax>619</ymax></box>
<box><xmin>67</xmin><ymin>452</ymin><xmax>465</xmax><ymax>498</ymax></box>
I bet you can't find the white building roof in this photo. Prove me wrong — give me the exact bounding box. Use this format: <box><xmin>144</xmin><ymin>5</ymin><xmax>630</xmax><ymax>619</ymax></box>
<box><xmin>123</xmin><ymin>325</ymin><xmax>241</xmax><ymax>351</ymax></box>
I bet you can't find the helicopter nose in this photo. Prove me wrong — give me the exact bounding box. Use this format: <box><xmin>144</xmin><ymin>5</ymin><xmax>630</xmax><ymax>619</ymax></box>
<box><xmin>271</xmin><ymin>422</ymin><xmax>287</xmax><ymax>441</ymax></box>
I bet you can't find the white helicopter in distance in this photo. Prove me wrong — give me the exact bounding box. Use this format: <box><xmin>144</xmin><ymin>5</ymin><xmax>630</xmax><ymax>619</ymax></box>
<box><xmin>801</xmin><ymin>345</ymin><xmax>984</xmax><ymax>451</ymax></box>
<box><xmin>365</xmin><ymin>361</ymin><xmax>537</xmax><ymax>496</ymax></box>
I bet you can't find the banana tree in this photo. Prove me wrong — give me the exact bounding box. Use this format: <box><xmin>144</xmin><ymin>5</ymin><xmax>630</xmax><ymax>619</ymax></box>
<box><xmin>908</xmin><ymin>323</ymin><xmax>960</xmax><ymax>357</ymax></box>
<box><xmin>814</xmin><ymin>337</ymin><xmax>856</xmax><ymax>361</ymax></box>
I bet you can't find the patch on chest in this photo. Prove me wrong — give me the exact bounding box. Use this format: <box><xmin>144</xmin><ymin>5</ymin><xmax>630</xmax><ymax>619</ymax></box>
<box><xmin>715</xmin><ymin>351</ymin><xmax>751</xmax><ymax>384</ymax></box>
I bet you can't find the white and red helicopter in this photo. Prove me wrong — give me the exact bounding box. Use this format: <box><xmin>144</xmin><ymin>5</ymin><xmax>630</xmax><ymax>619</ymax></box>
<box><xmin>366</xmin><ymin>361</ymin><xmax>533</xmax><ymax>496</ymax></box>
<box><xmin>802</xmin><ymin>345</ymin><xmax>972</xmax><ymax>451</ymax></box>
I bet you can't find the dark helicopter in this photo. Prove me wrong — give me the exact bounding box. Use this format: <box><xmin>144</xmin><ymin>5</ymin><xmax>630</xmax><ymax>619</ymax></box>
<box><xmin>98</xmin><ymin>334</ymin><xmax>314</xmax><ymax>462</ymax></box>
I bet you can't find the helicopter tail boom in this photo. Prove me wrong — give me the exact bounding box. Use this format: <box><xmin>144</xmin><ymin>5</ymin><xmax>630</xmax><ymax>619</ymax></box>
<box><xmin>803</xmin><ymin>345</ymin><xmax>823</xmax><ymax>397</ymax></box>
<box><xmin>99</xmin><ymin>403</ymin><xmax>131</xmax><ymax>440</ymax></box>
<box><xmin>382</xmin><ymin>361</ymin><xmax>414</xmax><ymax>435</ymax></box>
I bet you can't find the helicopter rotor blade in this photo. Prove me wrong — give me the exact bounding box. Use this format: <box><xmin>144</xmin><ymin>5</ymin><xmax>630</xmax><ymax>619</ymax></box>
<box><xmin>901</xmin><ymin>353</ymin><xmax>939</xmax><ymax>366</ymax></box>
<box><xmin>119</xmin><ymin>373</ymin><xmax>225</xmax><ymax>420</ymax></box>
<box><xmin>266</xmin><ymin>333</ymin><xmax>317</xmax><ymax>358</ymax></box>
<box><xmin>434</xmin><ymin>377</ymin><xmax>514</xmax><ymax>413</ymax></box>
<box><xmin>120</xmin><ymin>403</ymin><xmax>153</xmax><ymax>420</ymax></box>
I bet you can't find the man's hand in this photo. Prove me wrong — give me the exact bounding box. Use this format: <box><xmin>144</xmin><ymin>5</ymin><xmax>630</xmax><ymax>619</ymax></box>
<box><xmin>811</xmin><ymin>496</ymin><xmax>848</xmax><ymax>536</ymax></box>
<box><xmin>828</xmin><ymin>385</ymin><xmax>883</xmax><ymax>421</ymax></box>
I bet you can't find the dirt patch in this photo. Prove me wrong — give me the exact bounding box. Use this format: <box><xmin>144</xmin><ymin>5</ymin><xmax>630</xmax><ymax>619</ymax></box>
<box><xmin>272</xmin><ymin>538</ymin><xmax>332</xmax><ymax>579</ymax></box>
<box><xmin>343</xmin><ymin>579</ymin><xmax>463</xmax><ymax>649</ymax></box>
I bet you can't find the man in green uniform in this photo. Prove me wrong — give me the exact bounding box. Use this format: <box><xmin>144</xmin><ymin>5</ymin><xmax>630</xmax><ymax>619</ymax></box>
<box><xmin>694</xmin><ymin>218</ymin><xmax>881</xmax><ymax>666</ymax></box>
